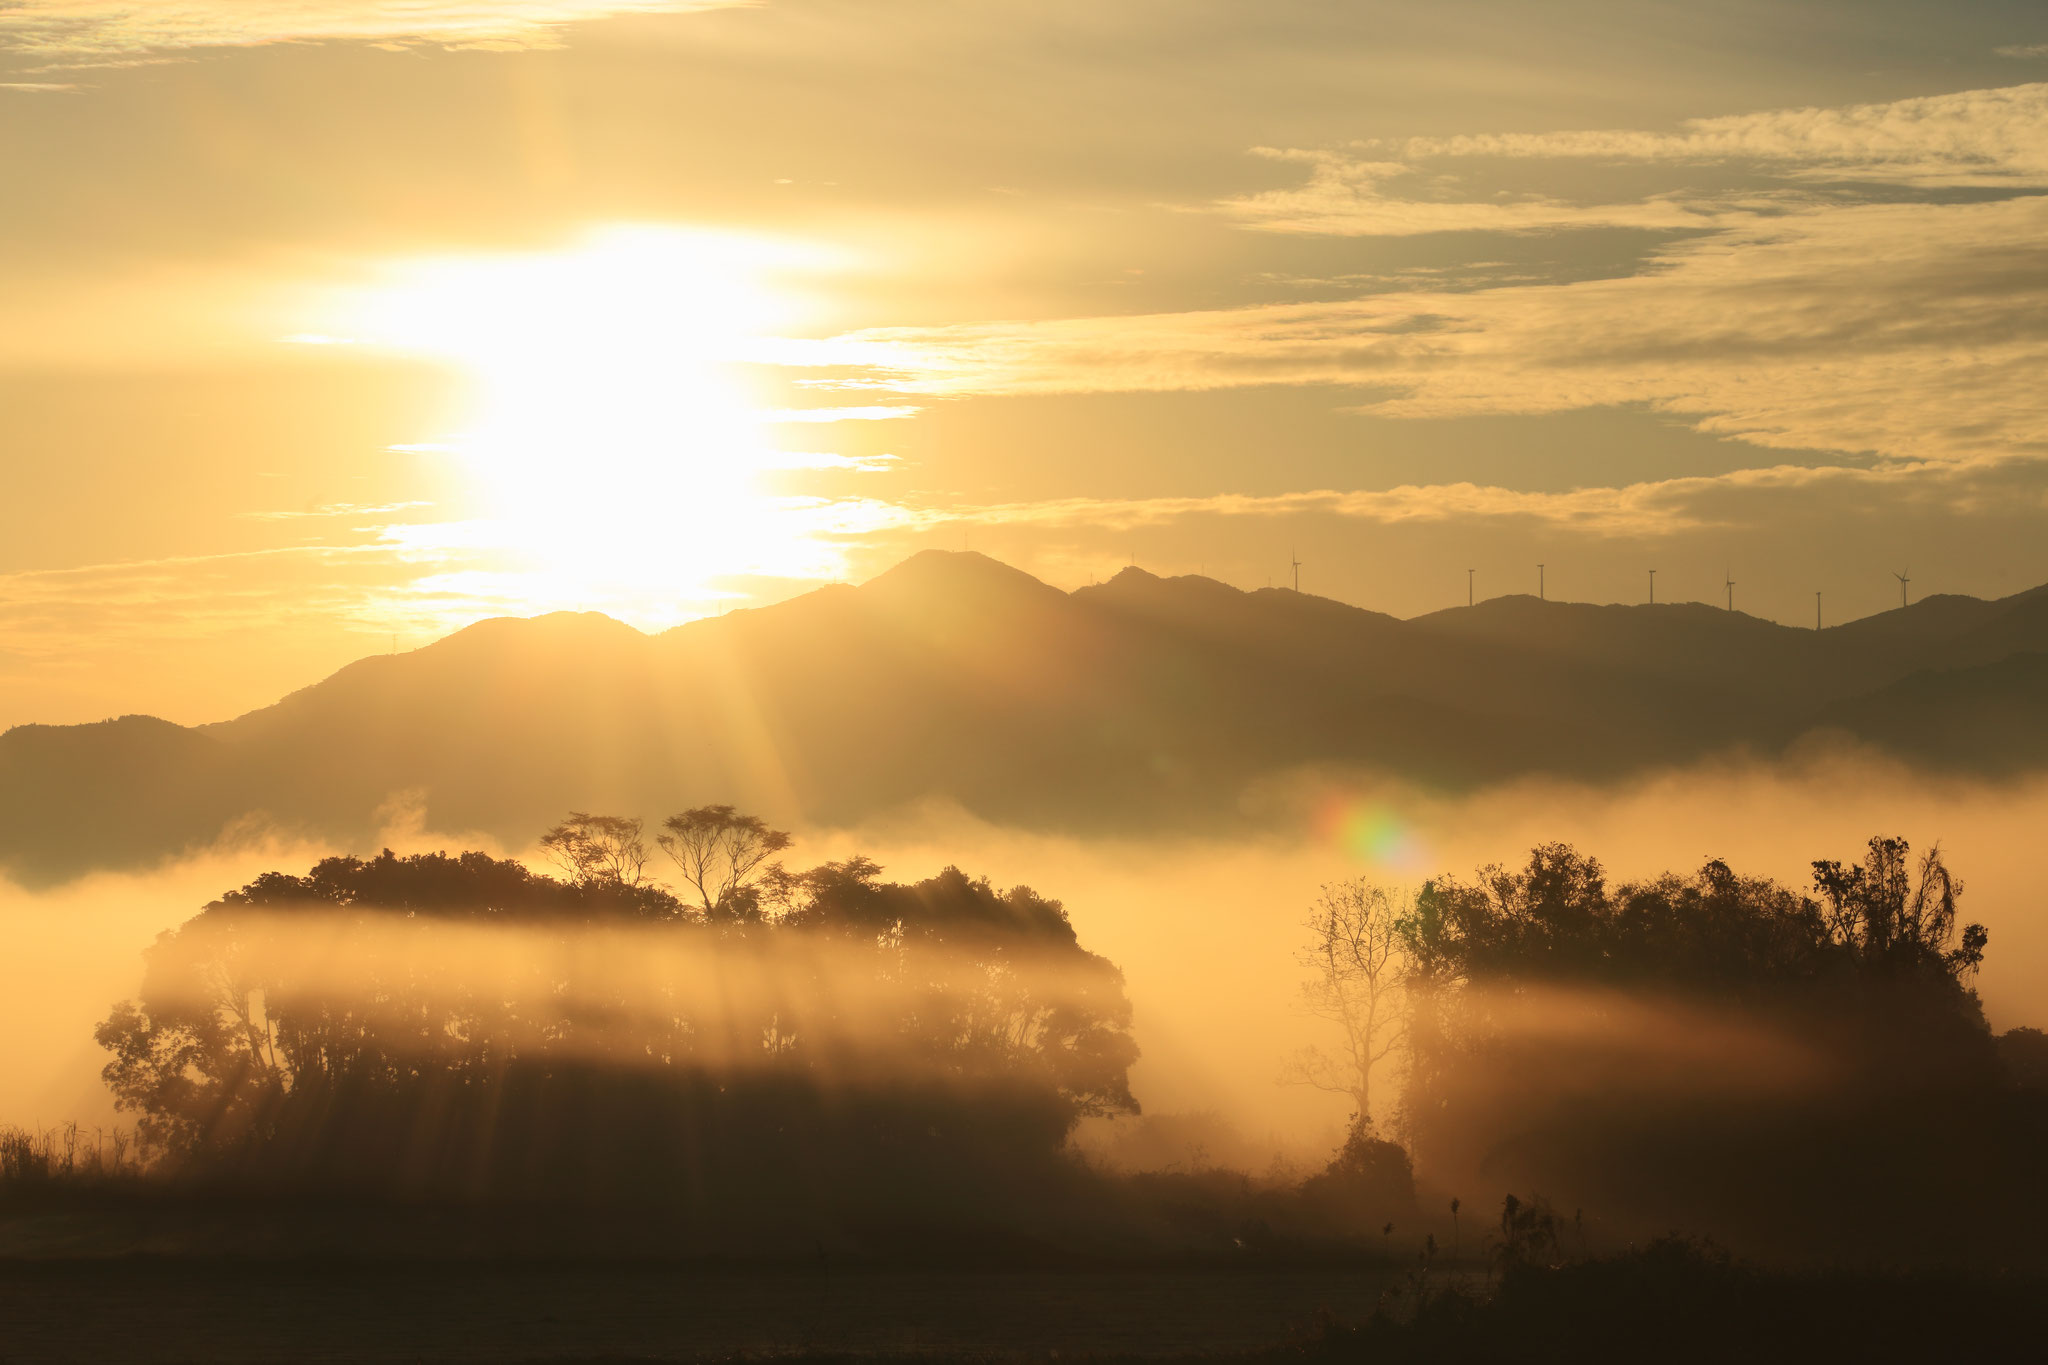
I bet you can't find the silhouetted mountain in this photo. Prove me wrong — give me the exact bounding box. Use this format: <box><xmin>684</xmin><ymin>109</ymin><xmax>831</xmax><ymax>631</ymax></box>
<box><xmin>7</xmin><ymin>551</ymin><xmax>2048</xmax><ymax>883</ymax></box>
<box><xmin>1821</xmin><ymin>649</ymin><xmax>2048</xmax><ymax>774</ymax></box>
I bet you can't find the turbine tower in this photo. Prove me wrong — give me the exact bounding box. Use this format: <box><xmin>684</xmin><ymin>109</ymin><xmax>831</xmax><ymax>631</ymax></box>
<box><xmin>1894</xmin><ymin>568</ymin><xmax>1911</xmax><ymax>609</ymax></box>
<box><xmin>1291</xmin><ymin>547</ymin><xmax>1301</xmax><ymax>593</ymax></box>
<box><xmin>1648</xmin><ymin>568</ymin><xmax>1657</xmax><ymax>605</ymax></box>
<box><xmin>1538</xmin><ymin>563</ymin><xmax>1546</xmax><ymax>601</ymax></box>
<box><xmin>1725</xmin><ymin>570</ymin><xmax>1735</xmax><ymax>612</ymax></box>
<box><xmin>1816</xmin><ymin>590</ymin><xmax>1823</xmax><ymax>631</ymax></box>
<box><xmin>1467</xmin><ymin>567</ymin><xmax>1475</xmax><ymax>607</ymax></box>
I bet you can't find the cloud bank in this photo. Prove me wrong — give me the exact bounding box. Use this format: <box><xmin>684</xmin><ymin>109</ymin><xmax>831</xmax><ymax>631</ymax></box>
<box><xmin>818</xmin><ymin>192</ymin><xmax>2048</xmax><ymax>464</ymax></box>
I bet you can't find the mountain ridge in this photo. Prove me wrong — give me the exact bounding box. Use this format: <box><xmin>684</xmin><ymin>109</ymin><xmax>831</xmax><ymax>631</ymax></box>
<box><xmin>8</xmin><ymin>550</ymin><xmax>2048</xmax><ymax>885</ymax></box>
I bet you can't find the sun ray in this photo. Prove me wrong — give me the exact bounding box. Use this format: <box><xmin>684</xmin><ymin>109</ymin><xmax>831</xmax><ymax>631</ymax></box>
<box><xmin>322</xmin><ymin>226</ymin><xmax>865</xmax><ymax>622</ymax></box>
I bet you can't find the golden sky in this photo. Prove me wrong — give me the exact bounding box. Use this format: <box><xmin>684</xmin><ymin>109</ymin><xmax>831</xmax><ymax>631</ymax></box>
<box><xmin>6</xmin><ymin>1</ymin><xmax>2048</xmax><ymax>727</ymax></box>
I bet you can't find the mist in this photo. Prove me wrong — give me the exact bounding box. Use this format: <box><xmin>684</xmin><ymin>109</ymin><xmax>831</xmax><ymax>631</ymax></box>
<box><xmin>9</xmin><ymin>750</ymin><xmax>2043</xmax><ymax>1175</ymax></box>
<box><xmin>809</xmin><ymin>749</ymin><xmax>2048</xmax><ymax>1159</ymax></box>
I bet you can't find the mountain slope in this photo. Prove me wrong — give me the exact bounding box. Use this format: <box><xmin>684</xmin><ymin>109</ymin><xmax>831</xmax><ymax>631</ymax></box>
<box><xmin>6</xmin><ymin>551</ymin><xmax>2048</xmax><ymax>884</ymax></box>
<box><xmin>1822</xmin><ymin>650</ymin><xmax>2048</xmax><ymax>774</ymax></box>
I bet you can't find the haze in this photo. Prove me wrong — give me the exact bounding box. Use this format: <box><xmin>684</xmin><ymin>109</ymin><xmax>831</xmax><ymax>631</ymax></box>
<box><xmin>8</xmin><ymin>2</ymin><xmax>2048</xmax><ymax>726</ymax></box>
<box><xmin>11</xmin><ymin>758</ymin><xmax>2047</xmax><ymax>1153</ymax></box>
<box><xmin>7</xmin><ymin>5</ymin><xmax>2048</xmax><ymax>1356</ymax></box>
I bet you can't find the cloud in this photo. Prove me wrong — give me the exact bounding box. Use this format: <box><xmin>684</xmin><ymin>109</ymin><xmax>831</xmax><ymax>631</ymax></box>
<box><xmin>1397</xmin><ymin>83</ymin><xmax>2048</xmax><ymax>189</ymax></box>
<box><xmin>904</xmin><ymin>456</ymin><xmax>2046</xmax><ymax>541</ymax></box>
<box><xmin>0</xmin><ymin>1</ymin><xmax>745</xmax><ymax>56</ymax></box>
<box><xmin>810</xmin><ymin>193</ymin><xmax>2048</xmax><ymax>464</ymax></box>
<box><xmin>0</xmin><ymin>542</ymin><xmax>427</xmax><ymax>655</ymax></box>
<box><xmin>240</xmin><ymin>500</ymin><xmax>434</xmax><ymax>521</ymax></box>
<box><xmin>1220</xmin><ymin>148</ymin><xmax>1755</xmax><ymax>237</ymax></box>
<box><xmin>1220</xmin><ymin>83</ymin><xmax>2048</xmax><ymax>239</ymax></box>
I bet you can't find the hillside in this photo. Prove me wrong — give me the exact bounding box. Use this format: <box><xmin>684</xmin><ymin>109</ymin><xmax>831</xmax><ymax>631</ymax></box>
<box><xmin>5</xmin><ymin>552</ymin><xmax>2047</xmax><ymax>884</ymax></box>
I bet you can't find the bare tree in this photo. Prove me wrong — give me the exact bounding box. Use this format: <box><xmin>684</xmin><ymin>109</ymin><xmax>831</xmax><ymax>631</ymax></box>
<box><xmin>657</xmin><ymin>805</ymin><xmax>794</xmax><ymax>918</ymax></box>
<box><xmin>1284</xmin><ymin>878</ymin><xmax>1411</xmax><ymax>1132</ymax></box>
<box><xmin>538</xmin><ymin>812</ymin><xmax>650</xmax><ymax>888</ymax></box>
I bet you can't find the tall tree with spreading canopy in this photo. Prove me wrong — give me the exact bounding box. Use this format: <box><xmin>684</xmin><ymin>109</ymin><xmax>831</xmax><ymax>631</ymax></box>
<box><xmin>657</xmin><ymin>805</ymin><xmax>793</xmax><ymax>919</ymax></box>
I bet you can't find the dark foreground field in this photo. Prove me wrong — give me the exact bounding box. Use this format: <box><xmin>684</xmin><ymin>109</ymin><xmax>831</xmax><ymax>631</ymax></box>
<box><xmin>0</xmin><ymin>1259</ymin><xmax>1407</xmax><ymax>1364</ymax></box>
<box><xmin>2</xmin><ymin>1247</ymin><xmax>2041</xmax><ymax>1365</ymax></box>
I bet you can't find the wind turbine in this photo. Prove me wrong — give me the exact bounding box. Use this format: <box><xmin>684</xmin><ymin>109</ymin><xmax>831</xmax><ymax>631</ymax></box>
<box><xmin>1648</xmin><ymin>569</ymin><xmax>1657</xmax><ymax>605</ymax></box>
<box><xmin>1894</xmin><ymin>567</ymin><xmax>1911</xmax><ymax>609</ymax></box>
<box><xmin>1467</xmin><ymin>567</ymin><xmax>1475</xmax><ymax>607</ymax></box>
<box><xmin>1815</xmin><ymin>590</ymin><xmax>1823</xmax><ymax>631</ymax></box>
<box><xmin>1538</xmin><ymin>563</ymin><xmax>1546</xmax><ymax>601</ymax></box>
<box><xmin>1725</xmin><ymin>569</ymin><xmax>1735</xmax><ymax>612</ymax></box>
<box><xmin>1291</xmin><ymin>547</ymin><xmax>1302</xmax><ymax>593</ymax></box>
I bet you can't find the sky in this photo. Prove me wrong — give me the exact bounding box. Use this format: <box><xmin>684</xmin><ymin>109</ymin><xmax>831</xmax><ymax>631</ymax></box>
<box><xmin>6</xmin><ymin>0</ymin><xmax>2048</xmax><ymax>729</ymax></box>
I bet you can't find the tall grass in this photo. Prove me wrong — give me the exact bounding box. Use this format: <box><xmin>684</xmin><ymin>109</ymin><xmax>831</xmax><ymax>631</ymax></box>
<box><xmin>0</xmin><ymin>1123</ymin><xmax>138</xmax><ymax>1191</ymax></box>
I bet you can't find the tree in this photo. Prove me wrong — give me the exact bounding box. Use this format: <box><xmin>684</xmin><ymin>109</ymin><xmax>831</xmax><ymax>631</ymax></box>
<box><xmin>1285</xmin><ymin>877</ymin><xmax>1411</xmax><ymax>1133</ymax></box>
<box><xmin>94</xmin><ymin>842</ymin><xmax>1141</xmax><ymax>1185</ymax></box>
<box><xmin>537</xmin><ymin>812</ymin><xmax>650</xmax><ymax>888</ymax></box>
<box><xmin>657</xmin><ymin>805</ymin><xmax>793</xmax><ymax>919</ymax></box>
<box><xmin>1387</xmin><ymin>838</ymin><xmax>2017</xmax><ymax>1262</ymax></box>
<box><xmin>1812</xmin><ymin>837</ymin><xmax>1987</xmax><ymax>978</ymax></box>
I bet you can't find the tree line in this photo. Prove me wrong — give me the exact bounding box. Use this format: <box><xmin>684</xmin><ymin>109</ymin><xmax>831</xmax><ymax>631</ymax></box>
<box><xmin>94</xmin><ymin>808</ymin><xmax>1137</xmax><ymax>1227</ymax></box>
<box><xmin>74</xmin><ymin>816</ymin><xmax>2048</xmax><ymax>1261</ymax></box>
<box><xmin>1290</xmin><ymin>835</ymin><xmax>2046</xmax><ymax>1259</ymax></box>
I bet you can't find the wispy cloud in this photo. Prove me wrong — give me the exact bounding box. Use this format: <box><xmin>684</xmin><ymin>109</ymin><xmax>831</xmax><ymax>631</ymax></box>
<box><xmin>820</xmin><ymin>180</ymin><xmax>2048</xmax><ymax>464</ymax></box>
<box><xmin>1395</xmin><ymin>82</ymin><xmax>2048</xmax><ymax>190</ymax></box>
<box><xmin>1219</xmin><ymin>83</ymin><xmax>2048</xmax><ymax>238</ymax></box>
<box><xmin>1219</xmin><ymin>148</ymin><xmax>1750</xmax><ymax>237</ymax></box>
<box><xmin>0</xmin><ymin>542</ymin><xmax>422</xmax><ymax>665</ymax></box>
<box><xmin>908</xmin><ymin>459</ymin><xmax>2032</xmax><ymax>541</ymax></box>
<box><xmin>0</xmin><ymin>2</ymin><xmax>746</xmax><ymax>57</ymax></box>
<box><xmin>240</xmin><ymin>500</ymin><xmax>434</xmax><ymax>521</ymax></box>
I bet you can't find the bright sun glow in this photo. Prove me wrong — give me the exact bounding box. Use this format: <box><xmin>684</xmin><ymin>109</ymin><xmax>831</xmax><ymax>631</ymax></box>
<box><xmin>328</xmin><ymin>227</ymin><xmax>879</xmax><ymax>623</ymax></box>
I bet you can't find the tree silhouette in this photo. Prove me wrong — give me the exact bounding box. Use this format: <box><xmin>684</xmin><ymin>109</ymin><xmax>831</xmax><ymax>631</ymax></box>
<box><xmin>538</xmin><ymin>812</ymin><xmax>651</xmax><ymax>889</ymax></box>
<box><xmin>92</xmin><ymin>828</ymin><xmax>1141</xmax><ymax>1205</ymax></box>
<box><xmin>1284</xmin><ymin>878</ymin><xmax>1409</xmax><ymax>1132</ymax></box>
<box><xmin>1387</xmin><ymin>836</ymin><xmax>2015</xmax><ymax>1259</ymax></box>
<box><xmin>657</xmin><ymin>805</ymin><xmax>793</xmax><ymax>919</ymax></box>
<box><xmin>1812</xmin><ymin>837</ymin><xmax>1986</xmax><ymax>978</ymax></box>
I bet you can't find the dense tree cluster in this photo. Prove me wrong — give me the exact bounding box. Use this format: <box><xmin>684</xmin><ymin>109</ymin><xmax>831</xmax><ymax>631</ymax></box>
<box><xmin>1393</xmin><ymin>837</ymin><xmax>2023</xmax><ymax>1256</ymax></box>
<box><xmin>95</xmin><ymin>817</ymin><xmax>1137</xmax><ymax>1220</ymax></box>
<box><xmin>1285</xmin><ymin>836</ymin><xmax>2045</xmax><ymax>1259</ymax></box>
<box><xmin>1403</xmin><ymin>837</ymin><xmax>1985</xmax><ymax>1000</ymax></box>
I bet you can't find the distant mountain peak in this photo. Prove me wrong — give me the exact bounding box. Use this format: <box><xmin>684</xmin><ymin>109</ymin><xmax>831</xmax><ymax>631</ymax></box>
<box><xmin>861</xmin><ymin>549</ymin><xmax>1069</xmax><ymax>610</ymax></box>
<box><xmin>439</xmin><ymin>610</ymin><xmax>648</xmax><ymax>647</ymax></box>
<box><xmin>1079</xmin><ymin>564</ymin><xmax>1256</xmax><ymax>609</ymax></box>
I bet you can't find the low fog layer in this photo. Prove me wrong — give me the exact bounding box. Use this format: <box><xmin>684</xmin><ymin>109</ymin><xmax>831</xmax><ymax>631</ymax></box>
<box><xmin>6</xmin><ymin>752</ymin><xmax>2045</xmax><ymax>1164</ymax></box>
<box><xmin>824</xmin><ymin>752</ymin><xmax>2048</xmax><ymax>1154</ymax></box>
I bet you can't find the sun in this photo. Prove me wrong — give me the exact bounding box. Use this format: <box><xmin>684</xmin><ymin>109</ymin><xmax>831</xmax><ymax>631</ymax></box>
<box><xmin>329</xmin><ymin>226</ymin><xmax>862</xmax><ymax>623</ymax></box>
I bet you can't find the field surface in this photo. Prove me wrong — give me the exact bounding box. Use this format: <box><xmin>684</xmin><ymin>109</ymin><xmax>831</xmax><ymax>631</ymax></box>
<box><xmin>0</xmin><ymin>1260</ymin><xmax>1399</xmax><ymax>1363</ymax></box>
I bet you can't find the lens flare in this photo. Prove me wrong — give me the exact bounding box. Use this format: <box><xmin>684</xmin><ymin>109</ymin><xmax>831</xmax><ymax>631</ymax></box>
<box><xmin>1314</xmin><ymin>794</ymin><xmax>1427</xmax><ymax>871</ymax></box>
